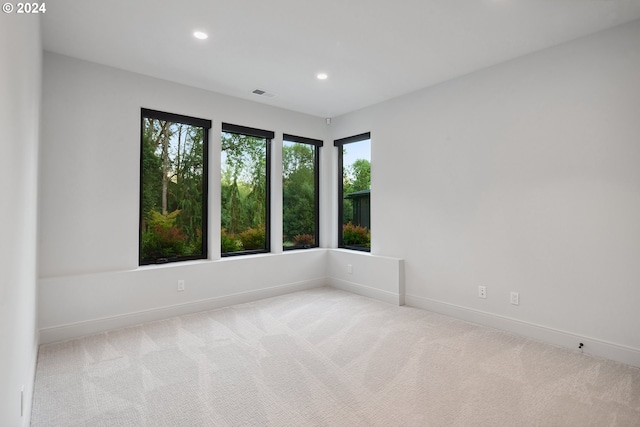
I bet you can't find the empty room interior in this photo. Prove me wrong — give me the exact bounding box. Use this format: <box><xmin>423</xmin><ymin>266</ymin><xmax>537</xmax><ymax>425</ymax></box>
<box><xmin>2</xmin><ymin>1</ymin><xmax>640</xmax><ymax>425</ymax></box>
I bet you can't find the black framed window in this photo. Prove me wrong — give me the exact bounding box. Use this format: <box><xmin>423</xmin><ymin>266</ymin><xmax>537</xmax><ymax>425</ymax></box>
<box><xmin>334</xmin><ymin>132</ymin><xmax>371</xmax><ymax>251</ymax></box>
<box><xmin>283</xmin><ymin>134</ymin><xmax>322</xmax><ymax>250</ymax></box>
<box><xmin>221</xmin><ymin>123</ymin><xmax>273</xmax><ymax>256</ymax></box>
<box><xmin>139</xmin><ymin>108</ymin><xmax>210</xmax><ymax>265</ymax></box>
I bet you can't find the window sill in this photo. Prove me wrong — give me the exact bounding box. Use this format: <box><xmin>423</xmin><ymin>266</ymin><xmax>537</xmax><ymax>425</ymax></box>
<box><xmin>338</xmin><ymin>245</ymin><xmax>370</xmax><ymax>253</ymax></box>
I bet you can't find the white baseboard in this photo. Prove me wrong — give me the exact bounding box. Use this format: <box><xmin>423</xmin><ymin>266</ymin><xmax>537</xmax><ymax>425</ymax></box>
<box><xmin>39</xmin><ymin>278</ymin><xmax>325</xmax><ymax>344</ymax></box>
<box><xmin>405</xmin><ymin>293</ymin><xmax>640</xmax><ymax>369</ymax></box>
<box><xmin>328</xmin><ymin>277</ymin><xmax>403</xmax><ymax>306</ymax></box>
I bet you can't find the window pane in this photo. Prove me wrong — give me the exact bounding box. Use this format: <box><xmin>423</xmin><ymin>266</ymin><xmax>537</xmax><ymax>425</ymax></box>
<box><xmin>140</xmin><ymin>114</ymin><xmax>208</xmax><ymax>264</ymax></box>
<box><xmin>283</xmin><ymin>140</ymin><xmax>317</xmax><ymax>248</ymax></box>
<box><xmin>340</xmin><ymin>137</ymin><xmax>370</xmax><ymax>250</ymax></box>
<box><xmin>221</xmin><ymin>131</ymin><xmax>269</xmax><ymax>255</ymax></box>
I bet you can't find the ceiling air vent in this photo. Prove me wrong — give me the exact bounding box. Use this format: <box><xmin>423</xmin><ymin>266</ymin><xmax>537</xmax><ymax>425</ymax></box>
<box><xmin>252</xmin><ymin>89</ymin><xmax>275</xmax><ymax>98</ymax></box>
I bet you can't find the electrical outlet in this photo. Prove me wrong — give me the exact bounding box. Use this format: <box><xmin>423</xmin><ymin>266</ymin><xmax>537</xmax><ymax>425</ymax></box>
<box><xmin>478</xmin><ymin>286</ymin><xmax>487</xmax><ymax>298</ymax></box>
<box><xmin>510</xmin><ymin>292</ymin><xmax>519</xmax><ymax>305</ymax></box>
<box><xmin>347</xmin><ymin>264</ymin><xmax>353</xmax><ymax>274</ymax></box>
<box><xmin>177</xmin><ymin>280</ymin><xmax>185</xmax><ymax>292</ymax></box>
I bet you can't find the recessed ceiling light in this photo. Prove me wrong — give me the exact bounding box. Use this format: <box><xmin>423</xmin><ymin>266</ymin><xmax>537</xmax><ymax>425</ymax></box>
<box><xmin>193</xmin><ymin>31</ymin><xmax>208</xmax><ymax>40</ymax></box>
<box><xmin>317</xmin><ymin>73</ymin><xmax>328</xmax><ymax>80</ymax></box>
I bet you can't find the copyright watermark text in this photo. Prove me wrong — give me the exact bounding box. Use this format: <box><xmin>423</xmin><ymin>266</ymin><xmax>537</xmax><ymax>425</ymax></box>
<box><xmin>3</xmin><ymin>3</ymin><xmax>46</xmax><ymax>13</ymax></box>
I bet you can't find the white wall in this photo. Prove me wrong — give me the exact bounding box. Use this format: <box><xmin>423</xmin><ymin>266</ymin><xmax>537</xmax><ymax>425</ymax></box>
<box><xmin>331</xmin><ymin>20</ymin><xmax>640</xmax><ymax>366</ymax></box>
<box><xmin>39</xmin><ymin>250</ymin><xmax>328</xmax><ymax>342</ymax></box>
<box><xmin>0</xmin><ymin>13</ymin><xmax>41</xmax><ymax>427</ymax></box>
<box><xmin>327</xmin><ymin>250</ymin><xmax>404</xmax><ymax>305</ymax></box>
<box><xmin>39</xmin><ymin>53</ymin><xmax>332</xmax><ymax>341</ymax></box>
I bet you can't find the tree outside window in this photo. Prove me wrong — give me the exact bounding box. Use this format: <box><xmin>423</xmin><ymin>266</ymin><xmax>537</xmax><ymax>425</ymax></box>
<box><xmin>283</xmin><ymin>135</ymin><xmax>322</xmax><ymax>249</ymax></box>
<box><xmin>139</xmin><ymin>109</ymin><xmax>210</xmax><ymax>264</ymax></box>
<box><xmin>221</xmin><ymin>124</ymin><xmax>272</xmax><ymax>255</ymax></box>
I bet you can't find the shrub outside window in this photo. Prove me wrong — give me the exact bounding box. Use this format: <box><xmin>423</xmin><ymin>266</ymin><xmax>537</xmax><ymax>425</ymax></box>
<box><xmin>283</xmin><ymin>134</ymin><xmax>322</xmax><ymax>249</ymax></box>
<box><xmin>139</xmin><ymin>108</ymin><xmax>210</xmax><ymax>265</ymax></box>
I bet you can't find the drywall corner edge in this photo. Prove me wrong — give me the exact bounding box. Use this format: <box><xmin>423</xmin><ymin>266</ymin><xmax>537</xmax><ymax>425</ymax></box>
<box><xmin>326</xmin><ymin>249</ymin><xmax>404</xmax><ymax>305</ymax></box>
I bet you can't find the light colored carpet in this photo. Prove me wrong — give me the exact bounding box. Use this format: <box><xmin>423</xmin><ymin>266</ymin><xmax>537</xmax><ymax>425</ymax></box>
<box><xmin>31</xmin><ymin>287</ymin><xmax>640</xmax><ymax>426</ymax></box>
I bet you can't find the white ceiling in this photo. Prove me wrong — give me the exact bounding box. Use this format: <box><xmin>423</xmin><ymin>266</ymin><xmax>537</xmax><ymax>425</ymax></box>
<box><xmin>42</xmin><ymin>1</ymin><xmax>640</xmax><ymax>118</ymax></box>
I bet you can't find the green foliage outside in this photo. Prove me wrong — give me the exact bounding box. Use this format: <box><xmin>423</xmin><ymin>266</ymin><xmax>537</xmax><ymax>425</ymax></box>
<box><xmin>238</xmin><ymin>227</ymin><xmax>266</xmax><ymax>250</ymax></box>
<box><xmin>342</xmin><ymin>145</ymin><xmax>371</xmax><ymax>248</ymax></box>
<box><xmin>292</xmin><ymin>234</ymin><xmax>314</xmax><ymax>246</ymax></box>
<box><xmin>342</xmin><ymin>222</ymin><xmax>371</xmax><ymax>247</ymax></box>
<box><xmin>142</xmin><ymin>124</ymin><xmax>370</xmax><ymax>257</ymax></box>
<box><xmin>142</xmin><ymin>210</ymin><xmax>190</xmax><ymax>259</ymax></box>
<box><xmin>283</xmin><ymin>142</ymin><xmax>316</xmax><ymax>247</ymax></box>
<box><xmin>221</xmin><ymin>138</ymin><xmax>319</xmax><ymax>252</ymax></box>
<box><xmin>221</xmin><ymin>229</ymin><xmax>242</xmax><ymax>253</ymax></box>
<box><xmin>221</xmin><ymin>132</ymin><xmax>268</xmax><ymax>253</ymax></box>
<box><xmin>141</xmin><ymin>118</ymin><xmax>205</xmax><ymax>262</ymax></box>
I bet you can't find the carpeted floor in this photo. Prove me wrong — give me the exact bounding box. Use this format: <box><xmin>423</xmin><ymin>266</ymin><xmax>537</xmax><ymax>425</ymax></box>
<box><xmin>31</xmin><ymin>287</ymin><xmax>640</xmax><ymax>426</ymax></box>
